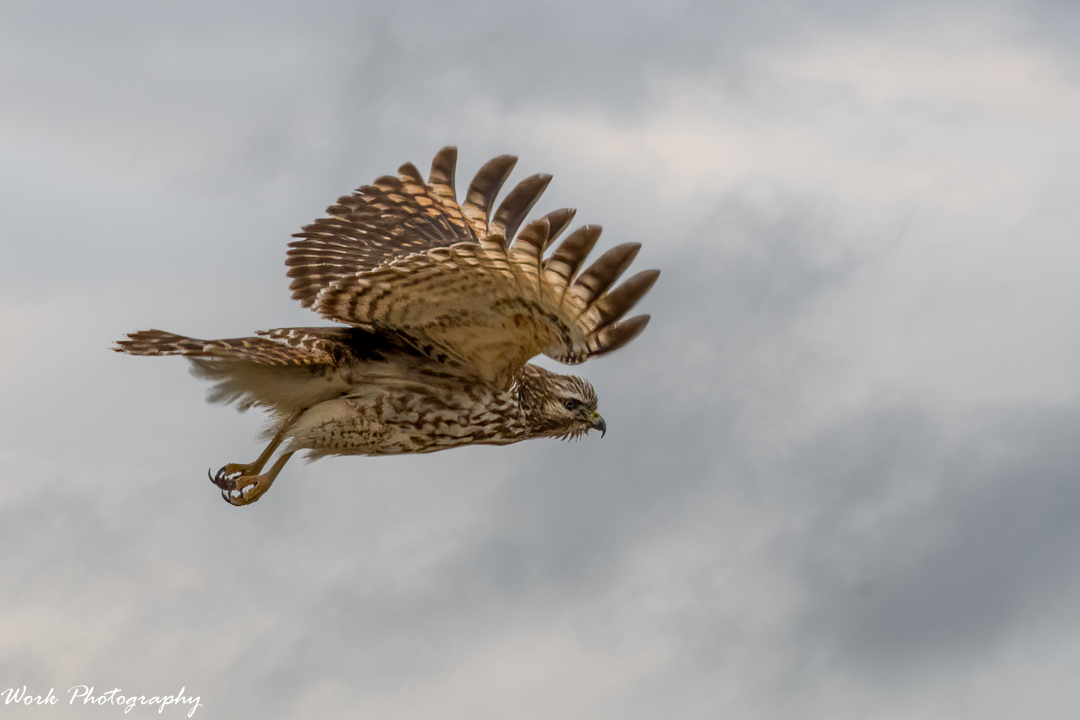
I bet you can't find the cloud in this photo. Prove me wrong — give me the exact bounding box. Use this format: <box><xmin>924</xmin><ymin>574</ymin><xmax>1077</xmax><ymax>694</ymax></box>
<box><xmin>4</xmin><ymin>0</ymin><xmax>1080</xmax><ymax>718</ymax></box>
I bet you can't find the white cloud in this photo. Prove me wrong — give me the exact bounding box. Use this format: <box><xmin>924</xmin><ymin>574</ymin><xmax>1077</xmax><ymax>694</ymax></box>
<box><xmin>5</xmin><ymin>2</ymin><xmax>1080</xmax><ymax>719</ymax></box>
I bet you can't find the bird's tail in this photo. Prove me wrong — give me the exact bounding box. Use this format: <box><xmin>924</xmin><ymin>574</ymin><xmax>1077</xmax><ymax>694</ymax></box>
<box><xmin>113</xmin><ymin>329</ymin><xmax>348</xmax><ymax>413</ymax></box>
<box><xmin>114</xmin><ymin>329</ymin><xmax>211</xmax><ymax>357</ymax></box>
<box><xmin>113</xmin><ymin>329</ymin><xmax>327</xmax><ymax>366</ymax></box>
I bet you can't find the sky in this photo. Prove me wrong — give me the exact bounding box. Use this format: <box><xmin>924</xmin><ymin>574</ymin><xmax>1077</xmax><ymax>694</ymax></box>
<box><xmin>3</xmin><ymin>0</ymin><xmax>1080</xmax><ymax>717</ymax></box>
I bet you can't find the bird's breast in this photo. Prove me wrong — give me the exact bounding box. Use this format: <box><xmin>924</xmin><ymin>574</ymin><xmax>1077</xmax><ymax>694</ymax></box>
<box><xmin>284</xmin><ymin>373</ymin><xmax>528</xmax><ymax>457</ymax></box>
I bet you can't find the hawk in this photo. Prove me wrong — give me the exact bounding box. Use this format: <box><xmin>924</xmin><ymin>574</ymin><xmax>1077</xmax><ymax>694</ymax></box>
<box><xmin>115</xmin><ymin>147</ymin><xmax>659</xmax><ymax>506</ymax></box>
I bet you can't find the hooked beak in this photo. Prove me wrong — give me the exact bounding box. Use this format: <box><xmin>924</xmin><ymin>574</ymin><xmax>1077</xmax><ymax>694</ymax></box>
<box><xmin>591</xmin><ymin>412</ymin><xmax>607</xmax><ymax>438</ymax></box>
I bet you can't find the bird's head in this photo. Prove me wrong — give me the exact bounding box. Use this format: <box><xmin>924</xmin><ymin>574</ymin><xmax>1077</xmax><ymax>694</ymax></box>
<box><xmin>517</xmin><ymin>365</ymin><xmax>606</xmax><ymax>440</ymax></box>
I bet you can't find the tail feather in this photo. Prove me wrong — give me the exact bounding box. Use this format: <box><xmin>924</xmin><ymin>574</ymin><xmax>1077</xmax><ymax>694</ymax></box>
<box><xmin>113</xmin><ymin>329</ymin><xmax>206</xmax><ymax>357</ymax></box>
<box><xmin>113</xmin><ymin>329</ymin><xmax>348</xmax><ymax>413</ymax></box>
<box><xmin>113</xmin><ymin>330</ymin><xmax>331</xmax><ymax>366</ymax></box>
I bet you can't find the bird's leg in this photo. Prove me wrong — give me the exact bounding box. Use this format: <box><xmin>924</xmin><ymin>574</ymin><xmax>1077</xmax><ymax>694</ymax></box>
<box><xmin>214</xmin><ymin>451</ymin><xmax>295</xmax><ymax>506</ymax></box>
<box><xmin>208</xmin><ymin>410</ymin><xmax>301</xmax><ymax>506</ymax></box>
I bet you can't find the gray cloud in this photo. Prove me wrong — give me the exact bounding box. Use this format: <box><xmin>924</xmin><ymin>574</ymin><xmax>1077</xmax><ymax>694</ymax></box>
<box><xmin>793</xmin><ymin>405</ymin><xmax>1080</xmax><ymax>669</ymax></box>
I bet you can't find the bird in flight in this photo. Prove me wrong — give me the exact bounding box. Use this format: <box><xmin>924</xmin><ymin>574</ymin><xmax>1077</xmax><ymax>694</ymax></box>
<box><xmin>115</xmin><ymin>147</ymin><xmax>659</xmax><ymax>505</ymax></box>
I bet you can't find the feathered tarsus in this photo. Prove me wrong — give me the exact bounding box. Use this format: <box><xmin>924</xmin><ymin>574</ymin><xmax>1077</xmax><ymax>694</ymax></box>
<box><xmin>115</xmin><ymin>147</ymin><xmax>659</xmax><ymax>505</ymax></box>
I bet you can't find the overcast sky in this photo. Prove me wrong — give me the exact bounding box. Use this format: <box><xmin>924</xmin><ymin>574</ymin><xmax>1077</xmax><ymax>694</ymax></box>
<box><xmin>3</xmin><ymin>0</ymin><xmax>1080</xmax><ymax>718</ymax></box>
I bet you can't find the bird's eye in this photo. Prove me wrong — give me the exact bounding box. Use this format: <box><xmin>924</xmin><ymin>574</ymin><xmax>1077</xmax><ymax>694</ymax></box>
<box><xmin>564</xmin><ymin>399</ymin><xmax>578</xmax><ymax>411</ymax></box>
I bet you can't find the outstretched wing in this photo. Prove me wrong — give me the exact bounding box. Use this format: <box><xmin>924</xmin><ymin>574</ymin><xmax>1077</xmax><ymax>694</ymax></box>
<box><xmin>287</xmin><ymin>147</ymin><xmax>543</xmax><ymax>306</ymax></box>
<box><xmin>286</xmin><ymin>147</ymin><xmax>659</xmax><ymax>388</ymax></box>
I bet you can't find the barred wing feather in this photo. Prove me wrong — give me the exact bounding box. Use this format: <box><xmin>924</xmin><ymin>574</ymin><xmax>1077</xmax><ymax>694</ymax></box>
<box><xmin>288</xmin><ymin>147</ymin><xmax>659</xmax><ymax>388</ymax></box>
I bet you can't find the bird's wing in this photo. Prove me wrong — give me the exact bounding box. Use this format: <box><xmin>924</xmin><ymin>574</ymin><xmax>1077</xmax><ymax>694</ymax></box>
<box><xmin>287</xmin><ymin>147</ymin><xmax>659</xmax><ymax>388</ymax></box>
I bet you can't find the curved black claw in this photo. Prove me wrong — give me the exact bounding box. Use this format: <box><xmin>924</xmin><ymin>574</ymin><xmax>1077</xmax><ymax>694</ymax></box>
<box><xmin>208</xmin><ymin>463</ymin><xmax>276</xmax><ymax>506</ymax></box>
<box><xmin>210</xmin><ymin>465</ymin><xmax>236</xmax><ymax>490</ymax></box>
<box><xmin>209</xmin><ymin>465</ymin><xmax>247</xmax><ymax>505</ymax></box>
